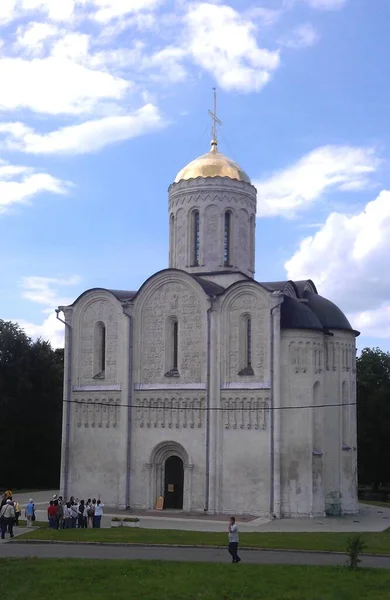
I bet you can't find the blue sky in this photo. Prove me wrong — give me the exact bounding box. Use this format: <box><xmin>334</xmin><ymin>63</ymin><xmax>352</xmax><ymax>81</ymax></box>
<box><xmin>0</xmin><ymin>0</ymin><xmax>389</xmax><ymax>350</ymax></box>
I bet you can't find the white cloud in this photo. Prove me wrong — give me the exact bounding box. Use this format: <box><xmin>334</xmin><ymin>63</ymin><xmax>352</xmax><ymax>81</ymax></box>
<box><xmin>285</xmin><ymin>190</ymin><xmax>390</xmax><ymax>338</ymax></box>
<box><xmin>20</xmin><ymin>275</ymin><xmax>81</xmax><ymax>305</ymax></box>
<box><xmin>185</xmin><ymin>2</ymin><xmax>280</xmax><ymax>92</ymax></box>
<box><xmin>279</xmin><ymin>23</ymin><xmax>319</xmax><ymax>49</ymax></box>
<box><xmin>89</xmin><ymin>0</ymin><xmax>163</xmax><ymax>23</ymax></box>
<box><xmin>0</xmin><ymin>55</ymin><xmax>130</xmax><ymax>115</ymax></box>
<box><xmin>255</xmin><ymin>145</ymin><xmax>380</xmax><ymax>218</ymax></box>
<box><xmin>16</xmin><ymin>314</ymin><xmax>65</xmax><ymax>349</ymax></box>
<box><xmin>0</xmin><ymin>0</ymin><xmax>17</xmax><ymax>25</ymax></box>
<box><xmin>0</xmin><ymin>104</ymin><xmax>166</xmax><ymax>154</ymax></box>
<box><xmin>302</xmin><ymin>0</ymin><xmax>347</xmax><ymax>9</ymax></box>
<box><xmin>0</xmin><ymin>159</ymin><xmax>68</xmax><ymax>213</ymax></box>
<box><xmin>16</xmin><ymin>21</ymin><xmax>60</xmax><ymax>55</ymax></box>
<box><xmin>14</xmin><ymin>274</ymin><xmax>82</xmax><ymax>348</ymax></box>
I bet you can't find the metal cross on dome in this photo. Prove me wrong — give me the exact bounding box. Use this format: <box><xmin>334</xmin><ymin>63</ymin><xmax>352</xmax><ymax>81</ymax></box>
<box><xmin>208</xmin><ymin>87</ymin><xmax>222</xmax><ymax>150</ymax></box>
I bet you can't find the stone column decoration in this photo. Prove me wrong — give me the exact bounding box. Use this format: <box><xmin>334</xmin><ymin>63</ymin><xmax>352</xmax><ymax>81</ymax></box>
<box><xmin>184</xmin><ymin>464</ymin><xmax>194</xmax><ymax>512</ymax></box>
<box><xmin>271</xmin><ymin>294</ymin><xmax>283</xmax><ymax>518</ymax></box>
<box><xmin>145</xmin><ymin>462</ymin><xmax>153</xmax><ymax>509</ymax></box>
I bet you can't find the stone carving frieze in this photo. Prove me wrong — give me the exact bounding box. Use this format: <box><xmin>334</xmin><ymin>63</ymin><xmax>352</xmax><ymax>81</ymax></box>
<box><xmin>135</xmin><ymin>397</ymin><xmax>205</xmax><ymax>429</ymax></box>
<box><xmin>140</xmin><ymin>281</ymin><xmax>204</xmax><ymax>385</ymax></box>
<box><xmin>289</xmin><ymin>341</ymin><xmax>309</xmax><ymax>374</ymax></box>
<box><xmin>221</xmin><ymin>397</ymin><xmax>269</xmax><ymax>430</ymax></box>
<box><xmin>74</xmin><ymin>397</ymin><xmax>120</xmax><ymax>428</ymax></box>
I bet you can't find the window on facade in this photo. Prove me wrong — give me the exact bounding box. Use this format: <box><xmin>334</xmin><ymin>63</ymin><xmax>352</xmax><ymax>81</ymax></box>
<box><xmin>342</xmin><ymin>381</ymin><xmax>350</xmax><ymax>448</ymax></box>
<box><xmin>192</xmin><ymin>210</ymin><xmax>200</xmax><ymax>266</ymax></box>
<box><xmin>249</xmin><ymin>216</ymin><xmax>255</xmax><ymax>272</ymax></box>
<box><xmin>224</xmin><ymin>211</ymin><xmax>232</xmax><ymax>266</ymax></box>
<box><xmin>238</xmin><ymin>315</ymin><xmax>254</xmax><ymax>376</ymax></box>
<box><xmin>165</xmin><ymin>318</ymin><xmax>179</xmax><ymax>377</ymax></box>
<box><xmin>173</xmin><ymin>320</ymin><xmax>178</xmax><ymax>370</ymax></box>
<box><xmin>93</xmin><ymin>321</ymin><xmax>106</xmax><ymax>378</ymax></box>
<box><xmin>169</xmin><ymin>213</ymin><xmax>175</xmax><ymax>266</ymax></box>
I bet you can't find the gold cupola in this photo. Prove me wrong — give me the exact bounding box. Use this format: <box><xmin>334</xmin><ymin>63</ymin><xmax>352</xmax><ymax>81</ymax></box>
<box><xmin>174</xmin><ymin>140</ymin><xmax>251</xmax><ymax>184</ymax></box>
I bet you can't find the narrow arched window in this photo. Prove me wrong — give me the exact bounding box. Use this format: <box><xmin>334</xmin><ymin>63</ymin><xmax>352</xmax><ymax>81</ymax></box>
<box><xmin>173</xmin><ymin>320</ymin><xmax>178</xmax><ymax>370</ymax></box>
<box><xmin>192</xmin><ymin>210</ymin><xmax>200</xmax><ymax>266</ymax></box>
<box><xmin>246</xmin><ymin>317</ymin><xmax>252</xmax><ymax>368</ymax></box>
<box><xmin>238</xmin><ymin>315</ymin><xmax>254</xmax><ymax>376</ymax></box>
<box><xmin>94</xmin><ymin>321</ymin><xmax>106</xmax><ymax>378</ymax></box>
<box><xmin>249</xmin><ymin>215</ymin><xmax>255</xmax><ymax>272</ymax></box>
<box><xmin>224</xmin><ymin>211</ymin><xmax>232</xmax><ymax>266</ymax></box>
<box><xmin>169</xmin><ymin>213</ymin><xmax>175</xmax><ymax>267</ymax></box>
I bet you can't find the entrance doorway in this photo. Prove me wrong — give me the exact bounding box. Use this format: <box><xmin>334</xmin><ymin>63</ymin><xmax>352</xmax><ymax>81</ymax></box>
<box><xmin>164</xmin><ymin>455</ymin><xmax>184</xmax><ymax>509</ymax></box>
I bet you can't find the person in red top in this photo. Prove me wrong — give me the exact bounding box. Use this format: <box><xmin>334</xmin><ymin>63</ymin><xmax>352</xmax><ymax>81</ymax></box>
<box><xmin>47</xmin><ymin>501</ymin><xmax>57</xmax><ymax>529</ymax></box>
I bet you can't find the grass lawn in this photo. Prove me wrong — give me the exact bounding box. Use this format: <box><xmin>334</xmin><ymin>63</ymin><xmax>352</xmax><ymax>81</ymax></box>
<box><xmin>17</xmin><ymin>527</ymin><xmax>390</xmax><ymax>554</ymax></box>
<box><xmin>361</xmin><ymin>501</ymin><xmax>390</xmax><ymax>509</ymax></box>
<box><xmin>0</xmin><ymin>559</ymin><xmax>389</xmax><ymax>600</ymax></box>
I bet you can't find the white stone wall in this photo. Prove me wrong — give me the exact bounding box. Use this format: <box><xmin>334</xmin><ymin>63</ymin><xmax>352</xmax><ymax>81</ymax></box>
<box><xmin>280</xmin><ymin>330</ymin><xmax>326</xmax><ymax>517</ymax></box>
<box><xmin>168</xmin><ymin>178</ymin><xmax>257</xmax><ymax>277</ymax></box>
<box><xmin>61</xmin><ymin>291</ymin><xmax>130</xmax><ymax>505</ymax></box>
<box><xmin>219</xmin><ymin>392</ymin><xmax>270</xmax><ymax>515</ymax></box>
<box><xmin>324</xmin><ymin>331</ymin><xmax>358</xmax><ymax>515</ymax></box>
<box><xmin>280</xmin><ymin>328</ymin><xmax>358</xmax><ymax>517</ymax></box>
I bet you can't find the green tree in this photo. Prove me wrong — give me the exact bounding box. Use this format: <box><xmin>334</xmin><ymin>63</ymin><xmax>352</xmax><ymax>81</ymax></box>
<box><xmin>357</xmin><ymin>347</ymin><xmax>390</xmax><ymax>489</ymax></box>
<box><xmin>0</xmin><ymin>320</ymin><xmax>63</xmax><ymax>489</ymax></box>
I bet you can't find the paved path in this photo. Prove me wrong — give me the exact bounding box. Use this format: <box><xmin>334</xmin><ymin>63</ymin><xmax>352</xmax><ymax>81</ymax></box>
<box><xmin>0</xmin><ymin>542</ymin><xmax>389</xmax><ymax>569</ymax></box>
<box><xmin>13</xmin><ymin>491</ymin><xmax>390</xmax><ymax>533</ymax></box>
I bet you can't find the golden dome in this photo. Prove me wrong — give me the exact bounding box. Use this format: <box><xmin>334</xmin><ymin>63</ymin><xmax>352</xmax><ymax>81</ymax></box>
<box><xmin>174</xmin><ymin>141</ymin><xmax>251</xmax><ymax>184</ymax></box>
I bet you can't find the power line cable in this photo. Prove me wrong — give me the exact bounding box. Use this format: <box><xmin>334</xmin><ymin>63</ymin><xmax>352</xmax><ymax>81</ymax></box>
<box><xmin>64</xmin><ymin>398</ymin><xmax>356</xmax><ymax>411</ymax></box>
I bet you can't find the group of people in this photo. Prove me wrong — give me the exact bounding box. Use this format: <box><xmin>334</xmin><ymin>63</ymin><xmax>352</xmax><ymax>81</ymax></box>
<box><xmin>0</xmin><ymin>490</ymin><xmax>28</xmax><ymax>539</ymax></box>
<box><xmin>47</xmin><ymin>495</ymin><xmax>104</xmax><ymax>529</ymax></box>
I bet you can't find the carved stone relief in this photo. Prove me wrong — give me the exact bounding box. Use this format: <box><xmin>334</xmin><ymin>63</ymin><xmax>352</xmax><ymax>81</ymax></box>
<box><xmin>290</xmin><ymin>341</ymin><xmax>307</xmax><ymax>373</ymax></box>
<box><xmin>140</xmin><ymin>281</ymin><xmax>204</xmax><ymax>385</ymax></box>
<box><xmin>227</xmin><ymin>294</ymin><xmax>267</xmax><ymax>381</ymax></box>
<box><xmin>221</xmin><ymin>397</ymin><xmax>269</xmax><ymax>430</ymax></box>
<box><xmin>135</xmin><ymin>396</ymin><xmax>205</xmax><ymax>429</ymax></box>
<box><xmin>74</xmin><ymin>397</ymin><xmax>120</xmax><ymax>428</ymax></box>
<box><xmin>79</xmin><ymin>299</ymin><xmax>119</xmax><ymax>384</ymax></box>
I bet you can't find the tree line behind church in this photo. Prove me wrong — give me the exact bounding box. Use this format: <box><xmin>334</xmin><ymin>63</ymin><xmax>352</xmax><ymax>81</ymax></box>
<box><xmin>0</xmin><ymin>318</ymin><xmax>389</xmax><ymax>494</ymax></box>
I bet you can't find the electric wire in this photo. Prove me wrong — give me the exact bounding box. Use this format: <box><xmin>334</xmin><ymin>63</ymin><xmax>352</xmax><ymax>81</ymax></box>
<box><xmin>64</xmin><ymin>398</ymin><xmax>357</xmax><ymax>411</ymax></box>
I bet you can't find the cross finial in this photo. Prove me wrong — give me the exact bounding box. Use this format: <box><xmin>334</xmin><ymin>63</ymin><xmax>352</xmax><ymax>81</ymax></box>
<box><xmin>208</xmin><ymin>87</ymin><xmax>222</xmax><ymax>153</ymax></box>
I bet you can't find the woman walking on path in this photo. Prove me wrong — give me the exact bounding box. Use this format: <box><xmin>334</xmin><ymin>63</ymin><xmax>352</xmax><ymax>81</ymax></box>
<box><xmin>25</xmin><ymin>499</ymin><xmax>35</xmax><ymax>527</ymax></box>
<box><xmin>228</xmin><ymin>517</ymin><xmax>241</xmax><ymax>564</ymax></box>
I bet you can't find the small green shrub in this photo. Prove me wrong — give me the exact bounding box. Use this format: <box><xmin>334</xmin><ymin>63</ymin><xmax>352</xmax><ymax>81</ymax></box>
<box><xmin>346</xmin><ymin>534</ymin><xmax>366</xmax><ymax>569</ymax></box>
<box><xmin>111</xmin><ymin>517</ymin><xmax>122</xmax><ymax>522</ymax></box>
<box><xmin>122</xmin><ymin>517</ymin><xmax>140</xmax><ymax>523</ymax></box>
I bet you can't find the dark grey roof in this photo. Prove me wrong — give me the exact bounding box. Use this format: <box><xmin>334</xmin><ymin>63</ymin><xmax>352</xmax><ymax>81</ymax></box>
<box><xmin>280</xmin><ymin>296</ymin><xmax>323</xmax><ymax>331</ymax></box>
<box><xmin>260</xmin><ymin>280</ymin><xmax>318</xmax><ymax>296</ymax></box>
<box><xmin>191</xmin><ymin>276</ymin><xmax>225</xmax><ymax>296</ymax></box>
<box><xmin>303</xmin><ymin>291</ymin><xmax>353</xmax><ymax>332</ymax></box>
<box><xmin>107</xmin><ymin>289</ymin><xmax>137</xmax><ymax>302</ymax></box>
<box><xmin>71</xmin><ymin>287</ymin><xmax>137</xmax><ymax>305</ymax></box>
<box><xmin>260</xmin><ymin>281</ymin><xmax>292</xmax><ymax>292</ymax></box>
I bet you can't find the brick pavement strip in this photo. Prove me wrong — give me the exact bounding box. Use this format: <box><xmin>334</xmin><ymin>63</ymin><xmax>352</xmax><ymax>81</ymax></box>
<box><xmin>0</xmin><ymin>542</ymin><xmax>389</xmax><ymax>569</ymax></box>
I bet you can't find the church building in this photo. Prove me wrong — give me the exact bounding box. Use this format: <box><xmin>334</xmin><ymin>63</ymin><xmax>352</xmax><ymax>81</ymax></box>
<box><xmin>58</xmin><ymin>99</ymin><xmax>358</xmax><ymax>517</ymax></box>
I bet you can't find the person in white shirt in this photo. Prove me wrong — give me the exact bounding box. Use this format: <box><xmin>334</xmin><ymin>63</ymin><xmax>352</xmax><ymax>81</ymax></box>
<box><xmin>228</xmin><ymin>516</ymin><xmax>241</xmax><ymax>563</ymax></box>
<box><xmin>93</xmin><ymin>500</ymin><xmax>104</xmax><ymax>528</ymax></box>
<box><xmin>1</xmin><ymin>500</ymin><xmax>15</xmax><ymax>539</ymax></box>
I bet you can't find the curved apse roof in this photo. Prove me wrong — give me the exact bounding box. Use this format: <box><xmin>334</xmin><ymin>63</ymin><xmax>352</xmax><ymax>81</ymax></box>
<box><xmin>303</xmin><ymin>291</ymin><xmax>353</xmax><ymax>332</ymax></box>
<box><xmin>280</xmin><ymin>296</ymin><xmax>323</xmax><ymax>332</ymax></box>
